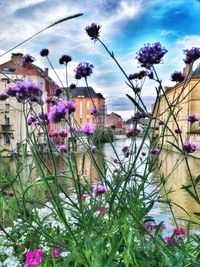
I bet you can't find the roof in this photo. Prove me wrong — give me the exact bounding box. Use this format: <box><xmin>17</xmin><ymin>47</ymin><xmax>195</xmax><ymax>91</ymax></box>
<box><xmin>0</xmin><ymin>59</ymin><xmax>58</xmax><ymax>87</ymax></box>
<box><xmin>107</xmin><ymin>112</ymin><xmax>121</xmax><ymax>118</ymax></box>
<box><xmin>71</xmin><ymin>87</ymin><xmax>104</xmax><ymax>98</ymax></box>
<box><xmin>192</xmin><ymin>66</ymin><xmax>200</xmax><ymax>78</ymax></box>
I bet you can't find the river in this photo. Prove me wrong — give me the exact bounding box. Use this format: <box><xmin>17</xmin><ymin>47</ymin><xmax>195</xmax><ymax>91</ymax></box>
<box><xmin>1</xmin><ymin>138</ymin><xmax>200</xmax><ymax>229</ymax></box>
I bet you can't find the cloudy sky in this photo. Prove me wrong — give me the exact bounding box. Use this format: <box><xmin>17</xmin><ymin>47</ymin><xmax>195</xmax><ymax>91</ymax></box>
<box><xmin>0</xmin><ymin>0</ymin><xmax>200</xmax><ymax>119</ymax></box>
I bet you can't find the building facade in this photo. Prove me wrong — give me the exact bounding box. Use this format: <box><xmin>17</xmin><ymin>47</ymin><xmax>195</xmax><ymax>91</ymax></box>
<box><xmin>155</xmin><ymin>64</ymin><xmax>200</xmax><ymax>147</ymax></box>
<box><xmin>71</xmin><ymin>87</ymin><xmax>106</xmax><ymax>129</ymax></box>
<box><xmin>0</xmin><ymin>53</ymin><xmax>59</xmax><ymax>155</ymax></box>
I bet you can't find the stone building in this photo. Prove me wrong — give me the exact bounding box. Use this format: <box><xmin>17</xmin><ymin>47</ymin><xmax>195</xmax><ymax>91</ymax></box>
<box><xmin>155</xmin><ymin>64</ymin><xmax>200</xmax><ymax>147</ymax></box>
<box><xmin>71</xmin><ymin>87</ymin><xmax>106</xmax><ymax>129</ymax></box>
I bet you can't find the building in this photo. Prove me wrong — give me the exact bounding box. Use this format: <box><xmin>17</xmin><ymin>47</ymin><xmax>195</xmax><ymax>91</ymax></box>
<box><xmin>71</xmin><ymin>87</ymin><xmax>106</xmax><ymax>129</ymax></box>
<box><xmin>0</xmin><ymin>52</ymin><xmax>59</xmax><ymax>155</ymax></box>
<box><xmin>106</xmin><ymin>112</ymin><xmax>126</xmax><ymax>133</ymax></box>
<box><xmin>155</xmin><ymin>64</ymin><xmax>200</xmax><ymax>147</ymax></box>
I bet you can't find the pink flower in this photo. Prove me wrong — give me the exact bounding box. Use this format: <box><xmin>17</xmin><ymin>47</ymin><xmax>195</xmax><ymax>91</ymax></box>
<box><xmin>58</xmin><ymin>145</ymin><xmax>68</xmax><ymax>153</ymax></box>
<box><xmin>173</xmin><ymin>227</ymin><xmax>185</xmax><ymax>236</ymax></box>
<box><xmin>162</xmin><ymin>223</ymin><xmax>167</xmax><ymax>230</ymax></box>
<box><xmin>24</xmin><ymin>249</ymin><xmax>43</xmax><ymax>267</ymax></box>
<box><xmin>58</xmin><ymin>129</ymin><xmax>68</xmax><ymax>138</ymax></box>
<box><xmin>53</xmin><ymin>249</ymin><xmax>60</xmax><ymax>258</ymax></box>
<box><xmin>164</xmin><ymin>236</ymin><xmax>176</xmax><ymax>245</ymax></box>
<box><xmin>91</xmin><ymin>145</ymin><xmax>97</xmax><ymax>153</ymax></box>
<box><xmin>145</xmin><ymin>221</ymin><xmax>154</xmax><ymax>230</ymax></box>
<box><xmin>82</xmin><ymin>194</ymin><xmax>88</xmax><ymax>200</ymax></box>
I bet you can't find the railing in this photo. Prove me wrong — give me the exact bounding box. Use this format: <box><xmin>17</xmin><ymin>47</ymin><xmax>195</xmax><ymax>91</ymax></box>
<box><xmin>0</xmin><ymin>124</ymin><xmax>14</xmax><ymax>132</ymax></box>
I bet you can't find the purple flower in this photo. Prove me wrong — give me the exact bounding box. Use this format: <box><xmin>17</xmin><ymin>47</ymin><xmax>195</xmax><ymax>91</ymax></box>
<box><xmin>171</xmin><ymin>71</ymin><xmax>185</xmax><ymax>83</ymax></box>
<box><xmin>40</xmin><ymin>48</ymin><xmax>49</xmax><ymax>57</ymax></box>
<box><xmin>74</xmin><ymin>62</ymin><xmax>94</xmax><ymax>78</ymax></box>
<box><xmin>69</xmin><ymin>83</ymin><xmax>76</xmax><ymax>89</ymax></box>
<box><xmin>49</xmin><ymin>130</ymin><xmax>58</xmax><ymax>137</ymax></box>
<box><xmin>59</xmin><ymin>55</ymin><xmax>72</xmax><ymax>65</ymax></box>
<box><xmin>0</xmin><ymin>92</ymin><xmax>9</xmax><ymax>101</ymax></box>
<box><xmin>58</xmin><ymin>129</ymin><xmax>68</xmax><ymax>138</ymax></box>
<box><xmin>183</xmin><ymin>47</ymin><xmax>200</xmax><ymax>64</ymax></box>
<box><xmin>58</xmin><ymin>145</ymin><xmax>68</xmax><ymax>153</ymax></box>
<box><xmin>27</xmin><ymin>115</ymin><xmax>37</xmax><ymax>125</ymax></box>
<box><xmin>90</xmin><ymin>107</ymin><xmax>98</xmax><ymax>115</ymax></box>
<box><xmin>54</xmin><ymin>88</ymin><xmax>63</xmax><ymax>97</ymax></box>
<box><xmin>24</xmin><ymin>249</ymin><xmax>43</xmax><ymax>267</ymax></box>
<box><xmin>158</xmin><ymin>120</ymin><xmax>164</xmax><ymax>125</ymax></box>
<box><xmin>91</xmin><ymin>145</ymin><xmax>97</xmax><ymax>153</ymax></box>
<box><xmin>136</xmin><ymin>42</ymin><xmax>167</xmax><ymax>69</ymax></box>
<box><xmin>126</xmin><ymin>128</ymin><xmax>141</xmax><ymax>138</ymax></box>
<box><xmin>129</xmin><ymin>70</ymin><xmax>148</xmax><ymax>80</ymax></box>
<box><xmin>48</xmin><ymin>100</ymin><xmax>75</xmax><ymax>123</ymax></box>
<box><xmin>93</xmin><ymin>184</ymin><xmax>107</xmax><ymax>196</ymax></box>
<box><xmin>188</xmin><ymin>114</ymin><xmax>199</xmax><ymax>123</ymax></box>
<box><xmin>110</xmin><ymin>124</ymin><xmax>116</xmax><ymax>130</ymax></box>
<box><xmin>174</xmin><ymin>128</ymin><xmax>182</xmax><ymax>134</ymax></box>
<box><xmin>23</xmin><ymin>54</ymin><xmax>35</xmax><ymax>63</ymax></box>
<box><xmin>141</xmin><ymin>152</ymin><xmax>146</xmax><ymax>156</ymax></box>
<box><xmin>85</xmin><ymin>23</ymin><xmax>101</xmax><ymax>40</ymax></box>
<box><xmin>80</xmin><ymin>123</ymin><xmax>94</xmax><ymax>136</ymax></box>
<box><xmin>46</xmin><ymin>97</ymin><xmax>57</xmax><ymax>105</ymax></box>
<box><xmin>6</xmin><ymin>81</ymin><xmax>43</xmax><ymax>103</ymax></box>
<box><xmin>132</xmin><ymin>112</ymin><xmax>148</xmax><ymax>121</ymax></box>
<box><xmin>151</xmin><ymin>147</ymin><xmax>161</xmax><ymax>155</ymax></box>
<box><xmin>183</xmin><ymin>140</ymin><xmax>197</xmax><ymax>153</ymax></box>
<box><xmin>65</xmin><ymin>100</ymin><xmax>77</xmax><ymax>113</ymax></box>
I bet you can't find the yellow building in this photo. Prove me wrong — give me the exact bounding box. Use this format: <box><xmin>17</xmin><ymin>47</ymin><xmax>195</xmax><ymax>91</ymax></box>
<box><xmin>156</xmin><ymin>64</ymin><xmax>200</xmax><ymax>147</ymax></box>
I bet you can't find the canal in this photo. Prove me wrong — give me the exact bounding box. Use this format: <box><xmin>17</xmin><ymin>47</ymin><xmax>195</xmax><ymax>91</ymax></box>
<box><xmin>1</xmin><ymin>138</ymin><xmax>200</xmax><ymax>229</ymax></box>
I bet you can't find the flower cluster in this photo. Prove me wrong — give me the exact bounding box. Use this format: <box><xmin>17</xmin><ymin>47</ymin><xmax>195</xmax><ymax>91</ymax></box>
<box><xmin>48</xmin><ymin>100</ymin><xmax>76</xmax><ymax>123</ymax></box>
<box><xmin>80</xmin><ymin>123</ymin><xmax>94</xmax><ymax>136</ymax></box>
<box><xmin>40</xmin><ymin>48</ymin><xmax>49</xmax><ymax>57</ymax></box>
<box><xmin>171</xmin><ymin>71</ymin><xmax>185</xmax><ymax>83</ymax></box>
<box><xmin>128</xmin><ymin>70</ymin><xmax>149</xmax><ymax>80</ymax></box>
<box><xmin>74</xmin><ymin>62</ymin><xmax>94</xmax><ymax>78</ymax></box>
<box><xmin>85</xmin><ymin>23</ymin><xmax>101</xmax><ymax>40</ymax></box>
<box><xmin>24</xmin><ymin>249</ymin><xmax>43</xmax><ymax>267</ymax></box>
<box><xmin>132</xmin><ymin>112</ymin><xmax>150</xmax><ymax>121</ymax></box>
<box><xmin>59</xmin><ymin>55</ymin><xmax>72</xmax><ymax>65</ymax></box>
<box><xmin>151</xmin><ymin>147</ymin><xmax>161</xmax><ymax>155</ymax></box>
<box><xmin>188</xmin><ymin>114</ymin><xmax>199</xmax><ymax>123</ymax></box>
<box><xmin>4</xmin><ymin>81</ymin><xmax>43</xmax><ymax>103</ymax></box>
<box><xmin>54</xmin><ymin>88</ymin><xmax>63</xmax><ymax>97</ymax></box>
<box><xmin>136</xmin><ymin>42</ymin><xmax>167</xmax><ymax>69</ymax></box>
<box><xmin>174</xmin><ymin>128</ymin><xmax>182</xmax><ymax>134</ymax></box>
<box><xmin>23</xmin><ymin>53</ymin><xmax>35</xmax><ymax>63</ymax></box>
<box><xmin>165</xmin><ymin>227</ymin><xmax>185</xmax><ymax>245</ymax></box>
<box><xmin>93</xmin><ymin>185</ymin><xmax>107</xmax><ymax>196</ymax></box>
<box><xmin>183</xmin><ymin>140</ymin><xmax>197</xmax><ymax>153</ymax></box>
<box><xmin>126</xmin><ymin>128</ymin><xmax>141</xmax><ymax>138</ymax></box>
<box><xmin>183</xmin><ymin>47</ymin><xmax>200</xmax><ymax>64</ymax></box>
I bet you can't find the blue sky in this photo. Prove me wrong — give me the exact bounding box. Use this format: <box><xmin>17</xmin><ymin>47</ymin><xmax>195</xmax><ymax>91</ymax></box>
<box><xmin>0</xmin><ymin>0</ymin><xmax>200</xmax><ymax>119</ymax></box>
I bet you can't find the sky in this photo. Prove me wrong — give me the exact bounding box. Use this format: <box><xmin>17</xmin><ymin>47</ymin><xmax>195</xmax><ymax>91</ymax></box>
<box><xmin>0</xmin><ymin>0</ymin><xmax>200</xmax><ymax>119</ymax></box>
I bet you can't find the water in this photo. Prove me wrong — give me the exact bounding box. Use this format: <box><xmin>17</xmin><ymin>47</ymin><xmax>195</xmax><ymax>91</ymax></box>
<box><xmin>1</xmin><ymin>138</ymin><xmax>200</xmax><ymax>229</ymax></box>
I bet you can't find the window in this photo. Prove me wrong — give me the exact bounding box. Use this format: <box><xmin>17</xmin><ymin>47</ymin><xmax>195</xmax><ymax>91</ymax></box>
<box><xmin>80</xmin><ymin>101</ymin><xmax>83</xmax><ymax>117</ymax></box>
<box><xmin>87</xmin><ymin>101</ymin><xmax>90</xmax><ymax>109</ymax></box>
<box><xmin>5</xmin><ymin>116</ymin><xmax>10</xmax><ymax>125</ymax></box>
<box><xmin>5</xmin><ymin>104</ymin><xmax>10</xmax><ymax>112</ymax></box>
<box><xmin>4</xmin><ymin>134</ymin><xmax>10</xmax><ymax>145</ymax></box>
<box><xmin>1</xmin><ymin>67</ymin><xmax>16</xmax><ymax>74</ymax></box>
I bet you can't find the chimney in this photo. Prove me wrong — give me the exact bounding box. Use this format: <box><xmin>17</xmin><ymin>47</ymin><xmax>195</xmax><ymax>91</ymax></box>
<box><xmin>11</xmin><ymin>53</ymin><xmax>23</xmax><ymax>66</ymax></box>
<box><xmin>183</xmin><ymin>63</ymin><xmax>193</xmax><ymax>79</ymax></box>
<box><xmin>44</xmin><ymin>68</ymin><xmax>48</xmax><ymax>75</ymax></box>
